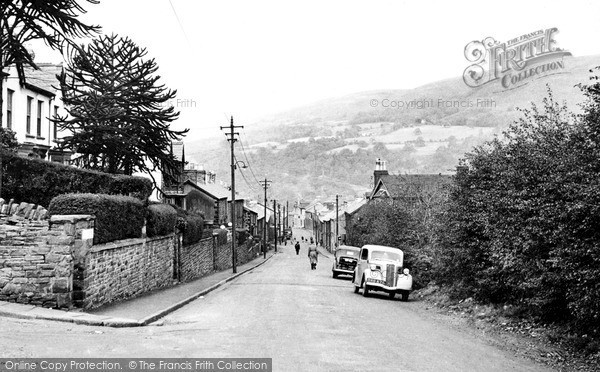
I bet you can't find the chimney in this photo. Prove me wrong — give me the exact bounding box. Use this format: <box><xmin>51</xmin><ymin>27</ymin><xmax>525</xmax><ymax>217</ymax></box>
<box><xmin>374</xmin><ymin>158</ymin><xmax>389</xmax><ymax>187</ymax></box>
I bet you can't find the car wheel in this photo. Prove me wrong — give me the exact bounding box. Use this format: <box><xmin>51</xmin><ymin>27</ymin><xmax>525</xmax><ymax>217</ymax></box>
<box><xmin>354</xmin><ymin>284</ymin><xmax>359</xmax><ymax>293</ymax></box>
<box><xmin>362</xmin><ymin>278</ymin><xmax>369</xmax><ymax>297</ymax></box>
<box><xmin>389</xmin><ymin>292</ymin><xmax>395</xmax><ymax>300</ymax></box>
<box><xmin>332</xmin><ymin>271</ymin><xmax>338</xmax><ymax>279</ymax></box>
<box><xmin>401</xmin><ymin>291</ymin><xmax>409</xmax><ymax>302</ymax></box>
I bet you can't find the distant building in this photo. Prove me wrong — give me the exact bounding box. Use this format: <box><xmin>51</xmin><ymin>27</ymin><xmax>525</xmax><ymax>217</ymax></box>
<box><xmin>1</xmin><ymin>63</ymin><xmax>70</xmax><ymax>162</ymax></box>
<box><xmin>161</xmin><ymin>142</ymin><xmax>228</xmax><ymax>226</ymax></box>
<box><xmin>368</xmin><ymin>158</ymin><xmax>452</xmax><ymax>205</ymax></box>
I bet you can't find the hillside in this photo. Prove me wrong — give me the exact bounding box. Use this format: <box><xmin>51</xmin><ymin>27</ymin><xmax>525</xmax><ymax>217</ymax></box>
<box><xmin>186</xmin><ymin>54</ymin><xmax>600</xmax><ymax>202</ymax></box>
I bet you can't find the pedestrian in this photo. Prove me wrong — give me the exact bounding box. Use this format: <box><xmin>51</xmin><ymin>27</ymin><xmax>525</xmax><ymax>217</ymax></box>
<box><xmin>295</xmin><ymin>241</ymin><xmax>300</xmax><ymax>255</ymax></box>
<box><xmin>308</xmin><ymin>244</ymin><xmax>318</xmax><ymax>270</ymax></box>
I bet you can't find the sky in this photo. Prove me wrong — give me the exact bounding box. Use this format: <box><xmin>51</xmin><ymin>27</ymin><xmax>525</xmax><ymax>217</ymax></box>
<box><xmin>33</xmin><ymin>0</ymin><xmax>600</xmax><ymax>142</ymax></box>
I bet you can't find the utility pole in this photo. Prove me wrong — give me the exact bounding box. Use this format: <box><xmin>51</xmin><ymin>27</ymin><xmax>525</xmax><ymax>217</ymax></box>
<box><xmin>278</xmin><ymin>204</ymin><xmax>282</xmax><ymax>243</ymax></box>
<box><xmin>259</xmin><ymin>178</ymin><xmax>271</xmax><ymax>259</ymax></box>
<box><xmin>335</xmin><ymin>194</ymin><xmax>341</xmax><ymax>252</ymax></box>
<box><xmin>220</xmin><ymin>116</ymin><xmax>243</xmax><ymax>274</ymax></box>
<box><xmin>273</xmin><ymin>199</ymin><xmax>278</xmax><ymax>252</ymax></box>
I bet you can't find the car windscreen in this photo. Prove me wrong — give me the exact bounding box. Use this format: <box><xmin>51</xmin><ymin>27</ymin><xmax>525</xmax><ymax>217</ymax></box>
<box><xmin>339</xmin><ymin>250</ymin><xmax>358</xmax><ymax>257</ymax></box>
<box><xmin>370</xmin><ymin>250</ymin><xmax>401</xmax><ymax>261</ymax></box>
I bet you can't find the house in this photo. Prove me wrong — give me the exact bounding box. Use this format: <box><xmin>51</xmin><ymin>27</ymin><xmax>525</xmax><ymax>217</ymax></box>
<box><xmin>316</xmin><ymin>197</ymin><xmax>367</xmax><ymax>250</ymax></box>
<box><xmin>368</xmin><ymin>158</ymin><xmax>452</xmax><ymax>205</ymax></box>
<box><xmin>253</xmin><ymin>202</ymin><xmax>274</xmax><ymax>242</ymax></box>
<box><xmin>161</xmin><ymin>142</ymin><xmax>229</xmax><ymax>227</ymax></box>
<box><xmin>1</xmin><ymin>63</ymin><xmax>70</xmax><ymax>162</ymax></box>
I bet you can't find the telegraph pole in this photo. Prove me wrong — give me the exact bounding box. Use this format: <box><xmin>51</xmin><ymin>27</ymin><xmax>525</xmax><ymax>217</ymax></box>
<box><xmin>259</xmin><ymin>178</ymin><xmax>271</xmax><ymax>259</ymax></box>
<box><xmin>273</xmin><ymin>199</ymin><xmax>278</xmax><ymax>252</ymax></box>
<box><xmin>335</xmin><ymin>194</ymin><xmax>341</xmax><ymax>252</ymax></box>
<box><xmin>220</xmin><ymin>116</ymin><xmax>243</xmax><ymax>274</ymax></box>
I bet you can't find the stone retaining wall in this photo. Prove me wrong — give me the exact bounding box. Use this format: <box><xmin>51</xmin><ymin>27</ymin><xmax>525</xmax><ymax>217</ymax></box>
<box><xmin>82</xmin><ymin>235</ymin><xmax>175</xmax><ymax>309</ymax></box>
<box><xmin>0</xmin><ymin>215</ymin><xmax>92</xmax><ymax>308</ymax></box>
<box><xmin>1</xmin><ymin>210</ymin><xmax>262</xmax><ymax>310</ymax></box>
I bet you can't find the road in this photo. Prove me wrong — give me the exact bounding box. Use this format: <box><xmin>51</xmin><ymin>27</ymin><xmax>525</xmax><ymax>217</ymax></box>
<box><xmin>0</xmin><ymin>233</ymin><xmax>552</xmax><ymax>372</ymax></box>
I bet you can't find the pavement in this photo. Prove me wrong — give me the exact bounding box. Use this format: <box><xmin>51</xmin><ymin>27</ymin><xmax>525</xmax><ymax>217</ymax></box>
<box><xmin>0</xmin><ymin>250</ymin><xmax>276</xmax><ymax>328</ymax></box>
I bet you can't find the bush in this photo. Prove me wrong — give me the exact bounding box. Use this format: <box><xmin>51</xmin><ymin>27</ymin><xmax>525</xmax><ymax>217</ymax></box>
<box><xmin>169</xmin><ymin>204</ymin><xmax>204</xmax><ymax>245</ymax></box>
<box><xmin>146</xmin><ymin>203</ymin><xmax>177</xmax><ymax>237</ymax></box>
<box><xmin>214</xmin><ymin>228</ymin><xmax>228</xmax><ymax>246</ymax></box>
<box><xmin>48</xmin><ymin>193</ymin><xmax>145</xmax><ymax>244</ymax></box>
<box><xmin>1</xmin><ymin>152</ymin><xmax>152</xmax><ymax>206</ymax></box>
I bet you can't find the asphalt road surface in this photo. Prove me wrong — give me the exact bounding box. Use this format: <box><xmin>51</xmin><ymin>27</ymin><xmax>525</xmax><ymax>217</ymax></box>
<box><xmin>0</xmin><ymin>238</ymin><xmax>552</xmax><ymax>372</ymax></box>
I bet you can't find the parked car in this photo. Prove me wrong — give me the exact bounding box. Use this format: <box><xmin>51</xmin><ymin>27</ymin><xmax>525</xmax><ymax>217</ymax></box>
<box><xmin>352</xmin><ymin>245</ymin><xmax>413</xmax><ymax>301</ymax></box>
<box><xmin>332</xmin><ymin>245</ymin><xmax>360</xmax><ymax>278</ymax></box>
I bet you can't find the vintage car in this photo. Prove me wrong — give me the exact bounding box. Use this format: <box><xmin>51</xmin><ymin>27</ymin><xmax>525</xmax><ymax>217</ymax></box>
<box><xmin>331</xmin><ymin>245</ymin><xmax>361</xmax><ymax>278</ymax></box>
<box><xmin>352</xmin><ymin>244</ymin><xmax>413</xmax><ymax>301</ymax></box>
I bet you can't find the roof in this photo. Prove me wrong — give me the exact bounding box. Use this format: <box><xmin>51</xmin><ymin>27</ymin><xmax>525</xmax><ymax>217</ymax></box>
<box><xmin>244</xmin><ymin>202</ymin><xmax>264</xmax><ymax>219</ymax></box>
<box><xmin>370</xmin><ymin>173</ymin><xmax>452</xmax><ymax>199</ymax></box>
<box><xmin>344</xmin><ymin>198</ymin><xmax>367</xmax><ymax>215</ymax></box>
<box><xmin>184</xmin><ymin>180</ymin><xmax>229</xmax><ymax>200</ymax></box>
<box><xmin>22</xmin><ymin>63</ymin><xmax>62</xmax><ymax>97</ymax></box>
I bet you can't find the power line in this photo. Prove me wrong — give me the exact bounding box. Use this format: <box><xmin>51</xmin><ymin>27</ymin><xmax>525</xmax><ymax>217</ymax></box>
<box><xmin>238</xmin><ymin>135</ymin><xmax>262</xmax><ymax>186</ymax></box>
<box><xmin>167</xmin><ymin>0</ymin><xmax>191</xmax><ymax>46</ymax></box>
<box><xmin>239</xmin><ymin>128</ymin><xmax>263</xmax><ymax>186</ymax></box>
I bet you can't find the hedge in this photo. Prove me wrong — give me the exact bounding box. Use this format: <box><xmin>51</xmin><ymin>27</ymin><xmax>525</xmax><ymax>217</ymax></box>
<box><xmin>1</xmin><ymin>151</ymin><xmax>152</xmax><ymax>206</ymax></box>
<box><xmin>48</xmin><ymin>193</ymin><xmax>145</xmax><ymax>244</ymax></box>
<box><xmin>170</xmin><ymin>204</ymin><xmax>204</xmax><ymax>246</ymax></box>
<box><xmin>146</xmin><ymin>203</ymin><xmax>177</xmax><ymax>237</ymax></box>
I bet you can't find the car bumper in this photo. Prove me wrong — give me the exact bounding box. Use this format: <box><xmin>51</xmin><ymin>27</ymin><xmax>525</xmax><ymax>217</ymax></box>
<box><xmin>333</xmin><ymin>268</ymin><xmax>355</xmax><ymax>274</ymax></box>
<box><xmin>365</xmin><ymin>277</ymin><xmax>412</xmax><ymax>291</ymax></box>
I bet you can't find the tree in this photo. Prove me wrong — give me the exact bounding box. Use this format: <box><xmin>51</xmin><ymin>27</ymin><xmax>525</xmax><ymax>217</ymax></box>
<box><xmin>0</xmin><ymin>0</ymin><xmax>100</xmax><ymax>197</ymax></box>
<box><xmin>55</xmin><ymin>34</ymin><xmax>189</xmax><ymax>187</ymax></box>
<box><xmin>0</xmin><ymin>127</ymin><xmax>18</xmax><ymax>152</ymax></box>
<box><xmin>434</xmin><ymin>83</ymin><xmax>600</xmax><ymax>337</ymax></box>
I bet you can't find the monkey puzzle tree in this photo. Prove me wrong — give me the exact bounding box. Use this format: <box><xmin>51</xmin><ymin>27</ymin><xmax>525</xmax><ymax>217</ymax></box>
<box><xmin>55</xmin><ymin>33</ymin><xmax>188</xmax><ymax>187</ymax></box>
<box><xmin>0</xmin><ymin>0</ymin><xmax>100</xmax><ymax>196</ymax></box>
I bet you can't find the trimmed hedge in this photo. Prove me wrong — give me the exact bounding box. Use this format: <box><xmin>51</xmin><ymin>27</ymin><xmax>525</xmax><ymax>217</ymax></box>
<box><xmin>170</xmin><ymin>204</ymin><xmax>204</xmax><ymax>246</ymax></box>
<box><xmin>1</xmin><ymin>152</ymin><xmax>152</xmax><ymax>206</ymax></box>
<box><xmin>48</xmin><ymin>193</ymin><xmax>145</xmax><ymax>244</ymax></box>
<box><xmin>146</xmin><ymin>203</ymin><xmax>177</xmax><ymax>237</ymax></box>
<box><xmin>214</xmin><ymin>228</ymin><xmax>228</xmax><ymax>246</ymax></box>
<box><xmin>181</xmin><ymin>214</ymin><xmax>204</xmax><ymax>246</ymax></box>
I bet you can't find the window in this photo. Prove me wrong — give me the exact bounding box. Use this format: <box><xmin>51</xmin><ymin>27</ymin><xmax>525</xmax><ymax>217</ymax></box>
<box><xmin>26</xmin><ymin>96</ymin><xmax>33</xmax><ymax>134</ymax></box>
<box><xmin>360</xmin><ymin>248</ymin><xmax>369</xmax><ymax>260</ymax></box>
<box><xmin>37</xmin><ymin>100</ymin><xmax>43</xmax><ymax>136</ymax></box>
<box><xmin>53</xmin><ymin>105</ymin><xmax>59</xmax><ymax>139</ymax></box>
<box><xmin>6</xmin><ymin>89</ymin><xmax>13</xmax><ymax>129</ymax></box>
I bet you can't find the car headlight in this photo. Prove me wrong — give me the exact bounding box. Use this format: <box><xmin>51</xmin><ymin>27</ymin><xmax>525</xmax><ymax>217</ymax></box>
<box><xmin>370</xmin><ymin>264</ymin><xmax>377</xmax><ymax>271</ymax></box>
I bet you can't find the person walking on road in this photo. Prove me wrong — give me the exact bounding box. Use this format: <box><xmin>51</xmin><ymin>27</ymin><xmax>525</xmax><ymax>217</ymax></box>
<box><xmin>308</xmin><ymin>244</ymin><xmax>318</xmax><ymax>270</ymax></box>
<box><xmin>295</xmin><ymin>241</ymin><xmax>301</xmax><ymax>255</ymax></box>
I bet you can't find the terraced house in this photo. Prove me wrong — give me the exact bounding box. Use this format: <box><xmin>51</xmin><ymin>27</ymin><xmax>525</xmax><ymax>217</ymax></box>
<box><xmin>1</xmin><ymin>62</ymin><xmax>70</xmax><ymax>163</ymax></box>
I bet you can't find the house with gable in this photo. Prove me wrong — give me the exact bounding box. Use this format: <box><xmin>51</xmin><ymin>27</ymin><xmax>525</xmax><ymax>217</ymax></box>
<box><xmin>368</xmin><ymin>158</ymin><xmax>452</xmax><ymax>206</ymax></box>
<box><xmin>1</xmin><ymin>63</ymin><xmax>70</xmax><ymax>162</ymax></box>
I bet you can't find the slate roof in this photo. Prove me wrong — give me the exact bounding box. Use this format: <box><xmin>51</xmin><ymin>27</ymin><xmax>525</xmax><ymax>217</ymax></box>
<box><xmin>22</xmin><ymin>63</ymin><xmax>62</xmax><ymax>96</ymax></box>
<box><xmin>188</xmin><ymin>180</ymin><xmax>229</xmax><ymax>200</ymax></box>
<box><xmin>370</xmin><ymin>174</ymin><xmax>452</xmax><ymax>199</ymax></box>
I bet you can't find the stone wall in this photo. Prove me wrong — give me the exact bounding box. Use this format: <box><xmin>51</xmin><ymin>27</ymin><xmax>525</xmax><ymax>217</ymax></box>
<box><xmin>1</xmin><ymin>208</ymin><xmax>263</xmax><ymax>310</ymax></box>
<box><xmin>0</xmin><ymin>214</ymin><xmax>93</xmax><ymax>308</ymax></box>
<box><xmin>82</xmin><ymin>235</ymin><xmax>175</xmax><ymax>309</ymax></box>
<box><xmin>179</xmin><ymin>235</ymin><xmax>261</xmax><ymax>282</ymax></box>
<box><xmin>179</xmin><ymin>237</ymin><xmax>214</xmax><ymax>282</ymax></box>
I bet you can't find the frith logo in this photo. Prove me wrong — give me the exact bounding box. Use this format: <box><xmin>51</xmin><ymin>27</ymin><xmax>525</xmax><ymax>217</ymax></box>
<box><xmin>463</xmin><ymin>28</ymin><xmax>571</xmax><ymax>89</ymax></box>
